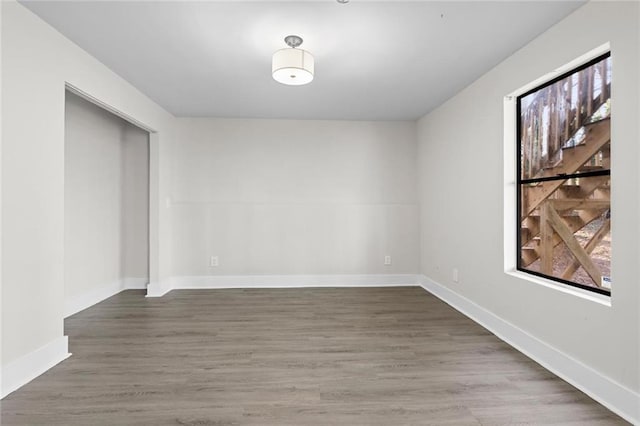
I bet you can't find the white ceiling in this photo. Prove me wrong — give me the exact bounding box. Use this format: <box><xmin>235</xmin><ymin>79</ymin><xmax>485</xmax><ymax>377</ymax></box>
<box><xmin>22</xmin><ymin>1</ymin><xmax>585</xmax><ymax>121</ymax></box>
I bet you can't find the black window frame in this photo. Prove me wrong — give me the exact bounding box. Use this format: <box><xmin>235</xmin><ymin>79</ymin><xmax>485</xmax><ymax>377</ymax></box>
<box><xmin>516</xmin><ymin>51</ymin><xmax>611</xmax><ymax>296</ymax></box>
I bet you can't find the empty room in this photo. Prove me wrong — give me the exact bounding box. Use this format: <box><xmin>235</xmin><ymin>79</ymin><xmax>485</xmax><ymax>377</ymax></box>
<box><xmin>1</xmin><ymin>0</ymin><xmax>638</xmax><ymax>425</ymax></box>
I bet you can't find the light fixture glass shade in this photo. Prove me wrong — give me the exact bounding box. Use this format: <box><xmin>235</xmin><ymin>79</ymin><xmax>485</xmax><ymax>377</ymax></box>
<box><xmin>272</xmin><ymin>48</ymin><xmax>314</xmax><ymax>86</ymax></box>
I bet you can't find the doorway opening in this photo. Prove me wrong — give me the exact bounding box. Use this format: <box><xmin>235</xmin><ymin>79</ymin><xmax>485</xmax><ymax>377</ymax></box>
<box><xmin>64</xmin><ymin>90</ymin><xmax>150</xmax><ymax>317</ymax></box>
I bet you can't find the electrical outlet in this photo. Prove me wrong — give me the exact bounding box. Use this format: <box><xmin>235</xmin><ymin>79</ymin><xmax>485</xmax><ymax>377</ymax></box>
<box><xmin>210</xmin><ymin>256</ymin><xmax>219</xmax><ymax>267</ymax></box>
<box><xmin>384</xmin><ymin>255</ymin><xmax>392</xmax><ymax>266</ymax></box>
<box><xmin>452</xmin><ymin>268</ymin><xmax>459</xmax><ymax>283</ymax></box>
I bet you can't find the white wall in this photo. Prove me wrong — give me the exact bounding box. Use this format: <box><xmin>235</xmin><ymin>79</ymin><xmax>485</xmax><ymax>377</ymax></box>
<box><xmin>122</xmin><ymin>123</ymin><xmax>150</xmax><ymax>280</ymax></box>
<box><xmin>417</xmin><ymin>0</ymin><xmax>638</xmax><ymax>398</ymax></box>
<box><xmin>172</xmin><ymin>118</ymin><xmax>419</xmax><ymax>276</ymax></box>
<box><xmin>0</xmin><ymin>0</ymin><xmax>4</xmax><ymax>386</ymax></box>
<box><xmin>1</xmin><ymin>0</ymin><xmax>175</xmax><ymax>385</ymax></box>
<box><xmin>64</xmin><ymin>92</ymin><xmax>148</xmax><ymax>302</ymax></box>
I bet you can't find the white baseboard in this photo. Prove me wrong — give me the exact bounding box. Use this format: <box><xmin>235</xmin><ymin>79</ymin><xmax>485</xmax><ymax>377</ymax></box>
<box><xmin>416</xmin><ymin>274</ymin><xmax>640</xmax><ymax>425</ymax></box>
<box><xmin>146</xmin><ymin>277</ymin><xmax>173</xmax><ymax>298</ymax></box>
<box><xmin>169</xmin><ymin>274</ymin><xmax>418</xmax><ymax>290</ymax></box>
<box><xmin>64</xmin><ymin>277</ymin><xmax>148</xmax><ymax>318</ymax></box>
<box><xmin>1</xmin><ymin>336</ymin><xmax>71</xmax><ymax>399</ymax></box>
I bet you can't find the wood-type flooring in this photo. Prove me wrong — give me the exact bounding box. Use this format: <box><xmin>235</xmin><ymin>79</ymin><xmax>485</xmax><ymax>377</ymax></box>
<box><xmin>1</xmin><ymin>287</ymin><xmax>628</xmax><ymax>425</ymax></box>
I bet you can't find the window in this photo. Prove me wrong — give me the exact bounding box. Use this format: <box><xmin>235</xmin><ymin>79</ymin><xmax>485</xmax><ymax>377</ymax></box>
<box><xmin>517</xmin><ymin>53</ymin><xmax>611</xmax><ymax>295</ymax></box>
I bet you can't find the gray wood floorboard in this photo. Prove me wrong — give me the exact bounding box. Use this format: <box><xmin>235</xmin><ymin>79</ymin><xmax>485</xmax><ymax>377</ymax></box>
<box><xmin>0</xmin><ymin>287</ymin><xmax>628</xmax><ymax>425</ymax></box>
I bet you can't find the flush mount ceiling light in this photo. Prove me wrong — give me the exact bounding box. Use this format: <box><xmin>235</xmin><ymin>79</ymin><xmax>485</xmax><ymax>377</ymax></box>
<box><xmin>272</xmin><ymin>35</ymin><xmax>314</xmax><ymax>86</ymax></box>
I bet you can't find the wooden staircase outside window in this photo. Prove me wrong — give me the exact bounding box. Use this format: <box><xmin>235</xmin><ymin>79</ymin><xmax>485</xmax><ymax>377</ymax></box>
<box><xmin>517</xmin><ymin>53</ymin><xmax>611</xmax><ymax>294</ymax></box>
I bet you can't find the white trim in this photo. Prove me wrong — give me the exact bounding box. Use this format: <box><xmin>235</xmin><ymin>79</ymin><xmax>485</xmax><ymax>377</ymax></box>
<box><xmin>65</xmin><ymin>83</ymin><xmax>157</xmax><ymax>133</ymax></box>
<box><xmin>503</xmin><ymin>94</ymin><xmax>518</xmax><ymax>274</ymax></box>
<box><xmin>417</xmin><ymin>274</ymin><xmax>639</xmax><ymax>425</ymax></box>
<box><xmin>1</xmin><ymin>336</ymin><xmax>71</xmax><ymax>399</ymax></box>
<box><xmin>64</xmin><ymin>277</ymin><xmax>148</xmax><ymax>318</ymax></box>
<box><xmin>146</xmin><ymin>277</ymin><xmax>174</xmax><ymax>297</ymax></box>
<box><xmin>169</xmin><ymin>274</ymin><xmax>418</xmax><ymax>290</ymax></box>
<box><xmin>505</xmin><ymin>270</ymin><xmax>611</xmax><ymax>307</ymax></box>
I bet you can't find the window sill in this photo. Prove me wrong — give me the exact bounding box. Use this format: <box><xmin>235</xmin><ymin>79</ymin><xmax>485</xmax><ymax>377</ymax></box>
<box><xmin>505</xmin><ymin>269</ymin><xmax>611</xmax><ymax>307</ymax></box>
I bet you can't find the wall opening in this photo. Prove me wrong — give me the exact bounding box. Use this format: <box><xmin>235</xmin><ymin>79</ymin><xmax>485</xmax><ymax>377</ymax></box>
<box><xmin>64</xmin><ymin>90</ymin><xmax>150</xmax><ymax>316</ymax></box>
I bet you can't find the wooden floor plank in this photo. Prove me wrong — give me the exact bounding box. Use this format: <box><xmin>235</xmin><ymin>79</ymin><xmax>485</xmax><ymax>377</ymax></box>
<box><xmin>0</xmin><ymin>287</ymin><xmax>627</xmax><ymax>425</ymax></box>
